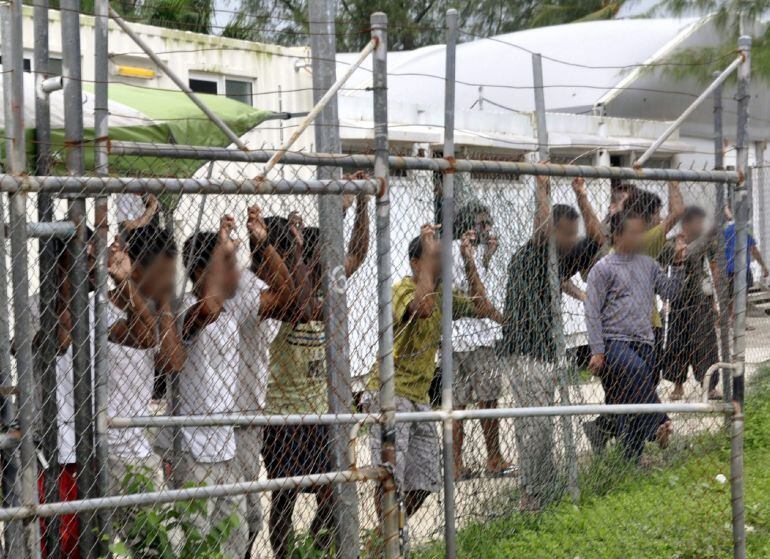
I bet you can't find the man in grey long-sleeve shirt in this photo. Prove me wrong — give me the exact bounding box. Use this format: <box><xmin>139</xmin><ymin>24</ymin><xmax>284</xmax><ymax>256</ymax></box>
<box><xmin>584</xmin><ymin>211</ymin><xmax>683</xmax><ymax>462</ymax></box>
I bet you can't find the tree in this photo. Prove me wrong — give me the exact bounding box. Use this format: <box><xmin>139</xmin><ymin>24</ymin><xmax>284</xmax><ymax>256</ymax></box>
<box><xmin>30</xmin><ymin>0</ymin><xmax>213</xmax><ymax>34</ymax></box>
<box><xmin>221</xmin><ymin>0</ymin><xmax>545</xmax><ymax>51</ymax></box>
<box><xmin>658</xmin><ymin>0</ymin><xmax>770</xmax><ymax>81</ymax></box>
<box><xmin>526</xmin><ymin>1</ymin><xmax>625</xmax><ymax>28</ymax></box>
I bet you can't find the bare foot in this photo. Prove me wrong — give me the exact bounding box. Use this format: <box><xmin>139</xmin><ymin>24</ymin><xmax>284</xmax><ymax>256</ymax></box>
<box><xmin>454</xmin><ymin>463</ymin><xmax>472</xmax><ymax>481</ymax></box>
<box><xmin>656</xmin><ymin>420</ymin><xmax>673</xmax><ymax>449</ymax></box>
<box><xmin>485</xmin><ymin>456</ymin><xmax>513</xmax><ymax>476</ymax></box>
<box><xmin>670</xmin><ymin>384</ymin><xmax>684</xmax><ymax>401</ymax></box>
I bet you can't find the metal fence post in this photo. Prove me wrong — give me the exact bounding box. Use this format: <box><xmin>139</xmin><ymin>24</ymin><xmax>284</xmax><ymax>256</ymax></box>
<box><xmin>308</xmin><ymin>1</ymin><xmax>360</xmax><ymax>556</ymax></box>
<box><xmin>440</xmin><ymin>9</ymin><xmax>459</xmax><ymax>559</ymax></box>
<box><xmin>532</xmin><ymin>52</ymin><xmax>580</xmax><ymax>503</ymax></box>
<box><xmin>370</xmin><ymin>12</ymin><xmax>399</xmax><ymax>559</ymax></box>
<box><xmin>2</xmin><ymin>1</ymin><xmax>41</xmax><ymax>557</ymax></box>
<box><xmin>712</xmin><ymin>74</ymin><xmax>732</xmax><ymax>406</ymax></box>
<box><xmin>61</xmin><ymin>1</ymin><xmax>96</xmax><ymax>557</ymax></box>
<box><xmin>93</xmin><ymin>0</ymin><xmax>111</xmax><ymax>555</ymax></box>
<box><xmin>730</xmin><ymin>34</ymin><xmax>751</xmax><ymax>559</ymax></box>
<box><xmin>33</xmin><ymin>2</ymin><xmax>62</xmax><ymax>556</ymax></box>
<box><xmin>0</xmin><ymin>189</ymin><xmax>23</xmax><ymax>559</ymax></box>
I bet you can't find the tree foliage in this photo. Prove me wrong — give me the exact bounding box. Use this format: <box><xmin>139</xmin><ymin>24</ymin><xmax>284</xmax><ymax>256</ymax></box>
<box><xmin>220</xmin><ymin>0</ymin><xmax>584</xmax><ymax>51</ymax></box>
<box><xmin>30</xmin><ymin>0</ymin><xmax>213</xmax><ymax>34</ymax></box>
<box><xmin>658</xmin><ymin>1</ymin><xmax>770</xmax><ymax>81</ymax></box>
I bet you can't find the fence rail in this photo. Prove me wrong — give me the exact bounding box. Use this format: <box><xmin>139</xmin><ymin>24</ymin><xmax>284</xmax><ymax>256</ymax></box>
<box><xmin>0</xmin><ymin>4</ymin><xmax>755</xmax><ymax>559</ymax></box>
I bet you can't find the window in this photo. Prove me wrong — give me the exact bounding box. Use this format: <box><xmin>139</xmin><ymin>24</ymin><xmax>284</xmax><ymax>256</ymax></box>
<box><xmin>189</xmin><ymin>77</ymin><xmax>218</xmax><ymax>95</ymax></box>
<box><xmin>0</xmin><ymin>57</ymin><xmax>31</xmax><ymax>72</ymax></box>
<box><xmin>225</xmin><ymin>79</ymin><xmax>253</xmax><ymax>105</ymax></box>
<box><xmin>188</xmin><ymin>74</ymin><xmax>256</xmax><ymax>106</ymax></box>
<box><xmin>47</xmin><ymin>57</ymin><xmax>62</xmax><ymax>75</ymax></box>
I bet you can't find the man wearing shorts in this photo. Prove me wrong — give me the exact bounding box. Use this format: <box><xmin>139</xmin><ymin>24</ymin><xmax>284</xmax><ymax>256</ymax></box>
<box><xmin>500</xmin><ymin>176</ymin><xmax>604</xmax><ymax>512</ymax></box>
<box><xmin>450</xmin><ymin>201</ymin><xmax>509</xmax><ymax>478</ymax></box>
<box><xmin>369</xmin><ymin>224</ymin><xmax>502</xmax><ymax>520</ymax></box>
<box><xmin>263</xmin><ymin>193</ymin><xmax>369</xmax><ymax>559</ymax></box>
<box><xmin>179</xmin><ymin>207</ymin><xmax>289</xmax><ymax>559</ymax></box>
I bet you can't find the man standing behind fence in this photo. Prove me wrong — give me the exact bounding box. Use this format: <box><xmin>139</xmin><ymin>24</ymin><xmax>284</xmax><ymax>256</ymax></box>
<box><xmin>499</xmin><ymin>175</ymin><xmax>604</xmax><ymax>513</ymax></box>
<box><xmin>585</xmin><ymin>211</ymin><xmax>681</xmax><ymax>462</ymax></box>
<box><xmin>368</xmin><ymin>224</ymin><xmax>502</xmax><ymax>525</ymax></box>
<box><xmin>263</xmin><ymin>193</ymin><xmax>369</xmax><ymax>559</ymax></box>
<box><xmin>236</xmin><ymin>213</ymin><xmax>302</xmax><ymax>557</ymax></box>
<box><xmin>28</xmin><ymin>231</ymin><xmax>94</xmax><ymax>559</ymax></box>
<box><xmin>450</xmin><ymin>201</ymin><xmax>510</xmax><ymax>479</ymax></box>
<box><xmin>658</xmin><ymin>206</ymin><xmax>721</xmax><ymax>400</ymax></box>
<box><xmin>103</xmin><ymin>227</ymin><xmax>184</xmax><ymax>527</ymax></box>
<box><xmin>178</xmin><ymin>207</ymin><xmax>288</xmax><ymax>559</ymax></box>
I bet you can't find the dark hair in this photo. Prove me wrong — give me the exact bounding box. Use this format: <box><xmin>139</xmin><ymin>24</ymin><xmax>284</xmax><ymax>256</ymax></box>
<box><xmin>303</xmin><ymin>226</ymin><xmax>321</xmax><ymax>265</ymax></box>
<box><xmin>408</xmin><ymin>235</ymin><xmax>423</xmax><ymax>261</ymax></box>
<box><xmin>624</xmin><ymin>189</ymin><xmax>662</xmax><ymax>222</ymax></box>
<box><xmin>183</xmin><ymin>231</ymin><xmax>218</xmax><ymax>280</ymax></box>
<box><xmin>250</xmin><ymin>216</ymin><xmax>294</xmax><ymax>268</ymax></box>
<box><xmin>610</xmin><ymin>210</ymin><xmax>644</xmax><ymax>238</ymax></box>
<box><xmin>47</xmin><ymin>224</ymin><xmax>96</xmax><ymax>266</ymax></box>
<box><xmin>453</xmin><ymin>200</ymin><xmax>490</xmax><ymax>239</ymax></box>
<box><xmin>611</xmin><ymin>182</ymin><xmax>638</xmax><ymax>204</ymax></box>
<box><xmin>682</xmin><ymin>205</ymin><xmax>707</xmax><ymax>224</ymax></box>
<box><xmin>552</xmin><ymin>204</ymin><xmax>579</xmax><ymax>225</ymax></box>
<box><xmin>125</xmin><ymin>226</ymin><xmax>177</xmax><ymax>267</ymax></box>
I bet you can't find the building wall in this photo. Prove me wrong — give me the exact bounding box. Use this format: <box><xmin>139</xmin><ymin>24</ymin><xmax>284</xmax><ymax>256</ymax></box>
<box><xmin>16</xmin><ymin>6</ymin><xmax>315</xmax><ymax>151</ymax></box>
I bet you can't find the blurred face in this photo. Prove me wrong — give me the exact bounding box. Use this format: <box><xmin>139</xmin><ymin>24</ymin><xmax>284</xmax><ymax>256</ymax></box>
<box><xmin>682</xmin><ymin>216</ymin><xmax>705</xmax><ymax>242</ymax></box>
<box><xmin>554</xmin><ymin>216</ymin><xmax>579</xmax><ymax>254</ymax></box>
<box><xmin>411</xmin><ymin>242</ymin><xmax>441</xmax><ymax>286</ymax></box>
<box><xmin>474</xmin><ymin>212</ymin><xmax>493</xmax><ymax>245</ymax></box>
<box><xmin>132</xmin><ymin>254</ymin><xmax>177</xmax><ymax>303</ymax></box>
<box><xmin>614</xmin><ymin>217</ymin><xmax>646</xmax><ymax>254</ymax></box>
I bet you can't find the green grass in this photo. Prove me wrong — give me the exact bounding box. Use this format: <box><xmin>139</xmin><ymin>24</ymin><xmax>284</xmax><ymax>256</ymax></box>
<box><xmin>416</xmin><ymin>368</ymin><xmax>770</xmax><ymax>559</ymax></box>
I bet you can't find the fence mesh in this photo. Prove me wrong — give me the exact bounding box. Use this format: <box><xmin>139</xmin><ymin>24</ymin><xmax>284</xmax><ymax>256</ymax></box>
<box><xmin>1</xmin><ymin>145</ymin><xmax>748</xmax><ymax>558</ymax></box>
<box><xmin>0</xmin><ymin>6</ymin><xmax>758</xmax><ymax>559</ymax></box>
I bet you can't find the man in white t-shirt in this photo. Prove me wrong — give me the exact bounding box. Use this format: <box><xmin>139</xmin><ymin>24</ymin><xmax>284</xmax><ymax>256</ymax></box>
<box><xmin>451</xmin><ymin>202</ymin><xmax>509</xmax><ymax>479</ymax></box>
<box><xmin>179</xmin><ymin>207</ymin><xmax>294</xmax><ymax>559</ymax></box>
<box><xmin>105</xmin><ymin>226</ymin><xmax>184</xmax><ymax>483</ymax></box>
<box><xmin>27</xmin><ymin>231</ymin><xmax>96</xmax><ymax>559</ymax></box>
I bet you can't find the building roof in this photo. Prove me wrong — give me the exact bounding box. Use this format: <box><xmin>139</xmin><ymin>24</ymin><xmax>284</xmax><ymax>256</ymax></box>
<box><xmin>338</xmin><ymin>15</ymin><xmax>770</xmax><ymax>142</ymax></box>
<box><xmin>339</xmin><ymin>18</ymin><xmax>704</xmax><ymax>116</ymax></box>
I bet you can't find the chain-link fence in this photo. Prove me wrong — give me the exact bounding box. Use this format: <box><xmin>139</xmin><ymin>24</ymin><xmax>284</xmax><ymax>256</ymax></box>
<box><xmin>0</xmin><ymin>3</ymin><xmax>759</xmax><ymax>559</ymax></box>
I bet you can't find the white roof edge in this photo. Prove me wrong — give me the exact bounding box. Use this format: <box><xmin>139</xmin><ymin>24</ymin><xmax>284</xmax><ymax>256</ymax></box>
<box><xmin>595</xmin><ymin>14</ymin><xmax>714</xmax><ymax>108</ymax></box>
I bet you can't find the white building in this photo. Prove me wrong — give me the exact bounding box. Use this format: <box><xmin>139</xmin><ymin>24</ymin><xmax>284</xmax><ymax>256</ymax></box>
<box><xmin>7</xmin><ymin>7</ymin><xmax>768</xmax><ymax>379</ymax></box>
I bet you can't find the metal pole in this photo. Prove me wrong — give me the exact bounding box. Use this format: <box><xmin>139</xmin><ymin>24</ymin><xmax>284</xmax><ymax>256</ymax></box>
<box><xmin>0</xmin><ymin>175</ymin><xmax>380</xmax><ymax>195</ymax></box>
<box><xmin>92</xmin><ymin>1</ymin><xmax>111</xmax><ymax>554</ymax></box>
<box><xmin>108</xmin><ymin>6</ymin><xmax>249</xmax><ymax>150</ymax></box>
<box><xmin>308</xmin><ymin>1</ymin><xmax>359</xmax><ymax>556</ymax></box>
<box><xmin>33</xmin><ymin>1</ymin><xmax>62</xmax><ymax>555</ymax></box>
<box><xmin>109</xmin><ymin>141</ymin><xmax>742</xmax><ymax>183</ymax></box>
<box><xmin>0</xmin><ymin>468</ymin><xmax>387</xmax><ymax>522</ymax></box>
<box><xmin>370</xmin><ymin>12</ymin><xmax>399</xmax><ymax>559</ymax></box>
<box><xmin>260</xmin><ymin>38</ymin><xmax>376</xmax><ymax>178</ymax></box>
<box><xmin>61</xmin><ymin>1</ymin><xmax>96</xmax><ymax>557</ymax></box>
<box><xmin>107</xmin><ymin>401</ymin><xmax>730</xmax><ymax>428</ymax></box>
<box><xmin>532</xmin><ymin>52</ymin><xmax>580</xmax><ymax>503</ymax></box>
<box><xmin>0</xmin><ymin>176</ymin><xmax>23</xmax><ymax>559</ymax></box>
<box><xmin>713</xmin><ymin>75</ymin><xmax>732</xmax><ymax>404</ymax></box>
<box><xmin>634</xmin><ymin>54</ymin><xmax>745</xmax><ymax>167</ymax></box>
<box><xmin>730</xmin><ymin>34</ymin><xmax>751</xmax><ymax>559</ymax></box>
<box><xmin>2</xmin><ymin>1</ymin><xmax>41</xmax><ymax>556</ymax></box>
<box><xmin>440</xmin><ymin>10</ymin><xmax>458</xmax><ymax>559</ymax></box>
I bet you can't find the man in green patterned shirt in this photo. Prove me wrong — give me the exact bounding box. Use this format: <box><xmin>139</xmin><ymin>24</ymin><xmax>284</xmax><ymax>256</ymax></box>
<box><xmin>369</xmin><ymin>223</ymin><xmax>502</xmax><ymax>520</ymax></box>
